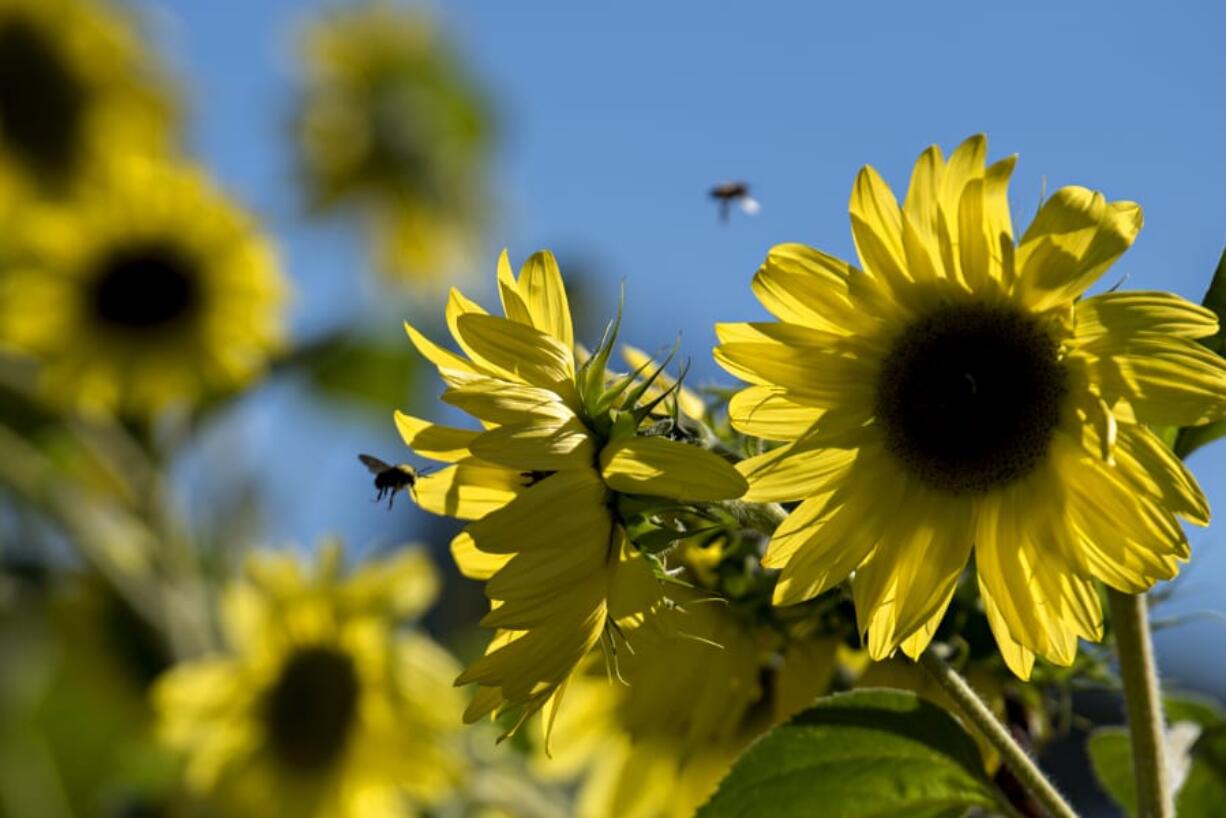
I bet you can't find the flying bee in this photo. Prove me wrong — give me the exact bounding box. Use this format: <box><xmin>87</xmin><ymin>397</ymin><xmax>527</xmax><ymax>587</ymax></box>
<box><xmin>358</xmin><ymin>454</ymin><xmax>419</xmax><ymax>509</ymax></box>
<box><xmin>708</xmin><ymin>180</ymin><xmax>761</xmax><ymax>222</ymax></box>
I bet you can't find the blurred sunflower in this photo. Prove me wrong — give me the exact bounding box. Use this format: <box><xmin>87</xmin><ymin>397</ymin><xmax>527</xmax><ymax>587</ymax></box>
<box><xmin>153</xmin><ymin>545</ymin><xmax>464</xmax><ymax>818</ymax></box>
<box><xmin>297</xmin><ymin>0</ymin><xmax>489</xmax><ymax>286</ymax></box>
<box><xmin>716</xmin><ymin>135</ymin><xmax>1226</xmax><ymax>678</ymax></box>
<box><xmin>396</xmin><ymin>249</ymin><xmax>747</xmax><ymax>732</ymax></box>
<box><xmin>0</xmin><ymin>0</ymin><xmax>173</xmax><ymax>194</ymax></box>
<box><xmin>542</xmin><ymin>586</ymin><xmax>840</xmax><ymax>818</ymax></box>
<box><xmin>0</xmin><ymin>157</ymin><xmax>287</xmax><ymax>418</ymax></box>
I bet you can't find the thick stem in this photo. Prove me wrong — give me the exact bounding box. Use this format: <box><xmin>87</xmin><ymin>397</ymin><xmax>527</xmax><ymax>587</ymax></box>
<box><xmin>1107</xmin><ymin>589</ymin><xmax>1171</xmax><ymax>818</ymax></box>
<box><xmin>919</xmin><ymin>650</ymin><xmax>1079</xmax><ymax>818</ymax></box>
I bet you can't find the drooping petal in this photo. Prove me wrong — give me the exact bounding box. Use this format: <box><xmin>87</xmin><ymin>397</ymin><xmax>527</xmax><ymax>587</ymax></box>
<box><xmin>459</xmin><ymin>469</ymin><xmax>610</xmax><ymax>556</ymax></box>
<box><xmin>599</xmin><ymin>435</ymin><xmax>747</xmax><ymax>501</ymax></box>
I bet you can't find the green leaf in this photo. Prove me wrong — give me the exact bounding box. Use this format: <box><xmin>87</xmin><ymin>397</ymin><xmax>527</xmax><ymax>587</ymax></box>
<box><xmin>697</xmin><ymin>688</ymin><xmax>1003</xmax><ymax>818</ymax></box>
<box><xmin>1087</xmin><ymin>728</ymin><xmax>1137</xmax><ymax>816</ymax></box>
<box><xmin>1174</xmin><ymin>245</ymin><xmax>1226</xmax><ymax>459</ymax></box>
<box><xmin>1088</xmin><ymin>696</ymin><xmax>1226</xmax><ymax>818</ymax></box>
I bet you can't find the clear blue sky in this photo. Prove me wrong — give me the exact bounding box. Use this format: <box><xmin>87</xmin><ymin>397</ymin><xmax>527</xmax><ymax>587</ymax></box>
<box><xmin>144</xmin><ymin>0</ymin><xmax>1226</xmax><ymax>689</ymax></box>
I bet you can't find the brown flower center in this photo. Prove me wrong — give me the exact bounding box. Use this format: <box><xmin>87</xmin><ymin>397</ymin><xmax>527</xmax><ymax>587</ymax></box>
<box><xmin>90</xmin><ymin>244</ymin><xmax>201</xmax><ymax>331</ymax></box>
<box><xmin>264</xmin><ymin>646</ymin><xmax>360</xmax><ymax>772</ymax></box>
<box><xmin>874</xmin><ymin>302</ymin><xmax>1066</xmax><ymax>494</ymax></box>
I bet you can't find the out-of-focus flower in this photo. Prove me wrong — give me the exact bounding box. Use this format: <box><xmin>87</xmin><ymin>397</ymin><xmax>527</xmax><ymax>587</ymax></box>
<box><xmin>541</xmin><ymin>590</ymin><xmax>840</xmax><ymax>818</ymax></box>
<box><xmin>0</xmin><ymin>157</ymin><xmax>287</xmax><ymax>418</ymax></box>
<box><xmin>397</xmin><ymin>249</ymin><xmax>746</xmax><ymax>734</ymax></box>
<box><xmin>297</xmin><ymin>0</ymin><xmax>490</xmax><ymax>286</ymax></box>
<box><xmin>715</xmin><ymin>134</ymin><xmax>1226</xmax><ymax>677</ymax></box>
<box><xmin>0</xmin><ymin>0</ymin><xmax>174</xmax><ymax>194</ymax></box>
<box><xmin>153</xmin><ymin>545</ymin><xmax>464</xmax><ymax>818</ymax></box>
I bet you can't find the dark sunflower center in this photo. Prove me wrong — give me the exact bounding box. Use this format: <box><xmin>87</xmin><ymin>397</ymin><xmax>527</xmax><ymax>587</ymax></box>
<box><xmin>89</xmin><ymin>244</ymin><xmax>201</xmax><ymax>331</ymax></box>
<box><xmin>0</xmin><ymin>16</ymin><xmax>88</xmax><ymax>183</ymax></box>
<box><xmin>264</xmin><ymin>646</ymin><xmax>360</xmax><ymax>773</ymax></box>
<box><xmin>874</xmin><ymin>303</ymin><xmax>1066</xmax><ymax>494</ymax></box>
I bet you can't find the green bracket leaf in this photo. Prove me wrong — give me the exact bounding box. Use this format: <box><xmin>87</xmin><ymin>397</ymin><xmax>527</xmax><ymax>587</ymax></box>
<box><xmin>1174</xmin><ymin>245</ymin><xmax>1226</xmax><ymax>459</ymax></box>
<box><xmin>697</xmin><ymin>688</ymin><xmax>1004</xmax><ymax>818</ymax></box>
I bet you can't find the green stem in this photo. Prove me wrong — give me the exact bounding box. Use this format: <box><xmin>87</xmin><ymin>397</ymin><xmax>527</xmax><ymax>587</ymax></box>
<box><xmin>1107</xmin><ymin>588</ymin><xmax>1171</xmax><ymax>818</ymax></box>
<box><xmin>919</xmin><ymin>650</ymin><xmax>1079</xmax><ymax>818</ymax></box>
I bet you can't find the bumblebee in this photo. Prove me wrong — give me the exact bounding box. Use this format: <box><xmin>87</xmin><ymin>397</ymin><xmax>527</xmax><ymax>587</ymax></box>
<box><xmin>358</xmin><ymin>454</ymin><xmax>418</xmax><ymax>508</ymax></box>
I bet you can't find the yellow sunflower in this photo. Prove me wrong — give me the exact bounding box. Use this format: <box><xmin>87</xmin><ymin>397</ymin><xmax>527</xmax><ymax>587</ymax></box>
<box><xmin>715</xmin><ymin>135</ymin><xmax>1226</xmax><ymax>678</ymax></box>
<box><xmin>0</xmin><ymin>156</ymin><xmax>287</xmax><ymax>418</ymax></box>
<box><xmin>297</xmin><ymin>0</ymin><xmax>489</xmax><ymax>286</ymax></box>
<box><xmin>153</xmin><ymin>545</ymin><xmax>464</xmax><ymax>818</ymax></box>
<box><xmin>396</xmin><ymin>249</ymin><xmax>747</xmax><ymax>731</ymax></box>
<box><xmin>0</xmin><ymin>0</ymin><xmax>173</xmax><ymax>194</ymax></box>
<box><xmin>542</xmin><ymin>590</ymin><xmax>840</xmax><ymax>818</ymax></box>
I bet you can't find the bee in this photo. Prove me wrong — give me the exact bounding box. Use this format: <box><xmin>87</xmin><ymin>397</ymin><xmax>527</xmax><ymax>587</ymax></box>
<box><xmin>708</xmin><ymin>181</ymin><xmax>761</xmax><ymax>222</ymax></box>
<box><xmin>358</xmin><ymin>454</ymin><xmax>419</xmax><ymax>509</ymax></box>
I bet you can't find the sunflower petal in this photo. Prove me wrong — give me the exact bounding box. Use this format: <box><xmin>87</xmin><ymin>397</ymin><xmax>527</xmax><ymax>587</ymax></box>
<box><xmin>470</xmin><ymin>416</ymin><xmax>596</xmax><ymax>472</ymax></box>
<box><xmin>599</xmin><ymin>435</ymin><xmax>747</xmax><ymax>500</ymax></box>
<box><xmin>454</xmin><ymin>313</ymin><xmax>575</xmax><ymax>389</ymax></box>
<box><xmin>517</xmin><ymin>250</ymin><xmax>575</xmax><ymax>351</ymax></box>
<box><xmin>413</xmin><ymin>464</ymin><xmax>524</xmax><ymax>520</ymax></box>
<box><xmin>1016</xmin><ymin>187</ymin><xmax>1142</xmax><ymax>311</ymax></box>
<box><xmin>727</xmin><ymin>385</ymin><xmax>822</xmax><ymax>441</ymax></box>
<box><xmin>394</xmin><ymin>411</ymin><xmax>477</xmax><ymax>463</ymax></box>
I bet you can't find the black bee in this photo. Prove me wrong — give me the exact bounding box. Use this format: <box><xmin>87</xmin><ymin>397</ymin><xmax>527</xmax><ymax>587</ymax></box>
<box><xmin>358</xmin><ymin>454</ymin><xmax>418</xmax><ymax>508</ymax></box>
<box><xmin>709</xmin><ymin>181</ymin><xmax>761</xmax><ymax>222</ymax></box>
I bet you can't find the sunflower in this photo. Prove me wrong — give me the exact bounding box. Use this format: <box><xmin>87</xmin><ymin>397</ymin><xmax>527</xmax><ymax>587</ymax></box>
<box><xmin>297</xmin><ymin>0</ymin><xmax>489</xmax><ymax>286</ymax></box>
<box><xmin>715</xmin><ymin>135</ymin><xmax>1226</xmax><ymax>678</ymax></box>
<box><xmin>153</xmin><ymin>545</ymin><xmax>464</xmax><ymax>818</ymax></box>
<box><xmin>541</xmin><ymin>589</ymin><xmax>840</xmax><ymax>818</ymax></box>
<box><xmin>0</xmin><ymin>0</ymin><xmax>173</xmax><ymax>194</ymax></box>
<box><xmin>396</xmin><ymin>249</ymin><xmax>747</xmax><ymax>731</ymax></box>
<box><xmin>0</xmin><ymin>156</ymin><xmax>287</xmax><ymax>418</ymax></box>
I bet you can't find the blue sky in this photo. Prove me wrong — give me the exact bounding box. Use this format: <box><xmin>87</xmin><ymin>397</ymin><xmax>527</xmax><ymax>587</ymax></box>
<box><xmin>145</xmin><ymin>1</ymin><xmax>1226</xmax><ymax>688</ymax></box>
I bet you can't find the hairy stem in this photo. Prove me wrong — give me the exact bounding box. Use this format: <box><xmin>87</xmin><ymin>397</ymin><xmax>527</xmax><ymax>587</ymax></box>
<box><xmin>919</xmin><ymin>650</ymin><xmax>1079</xmax><ymax>818</ymax></box>
<box><xmin>1107</xmin><ymin>589</ymin><xmax>1171</xmax><ymax>818</ymax></box>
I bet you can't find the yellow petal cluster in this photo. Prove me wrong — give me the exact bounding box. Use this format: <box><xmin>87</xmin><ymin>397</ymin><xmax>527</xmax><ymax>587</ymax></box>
<box><xmin>540</xmin><ymin>591</ymin><xmax>839</xmax><ymax>818</ymax></box>
<box><xmin>399</xmin><ymin>249</ymin><xmax>747</xmax><ymax>730</ymax></box>
<box><xmin>0</xmin><ymin>156</ymin><xmax>288</xmax><ymax>417</ymax></box>
<box><xmin>716</xmin><ymin>135</ymin><xmax>1226</xmax><ymax>677</ymax></box>
<box><xmin>153</xmin><ymin>545</ymin><xmax>464</xmax><ymax>818</ymax></box>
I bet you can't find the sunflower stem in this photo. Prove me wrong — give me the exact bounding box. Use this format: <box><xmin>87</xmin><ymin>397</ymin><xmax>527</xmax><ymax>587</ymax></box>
<box><xmin>919</xmin><ymin>650</ymin><xmax>1079</xmax><ymax>818</ymax></box>
<box><xmin>1107</xmin><ymin>588</ymin><xmax>1172</xmax><ymax>818</ymax></box>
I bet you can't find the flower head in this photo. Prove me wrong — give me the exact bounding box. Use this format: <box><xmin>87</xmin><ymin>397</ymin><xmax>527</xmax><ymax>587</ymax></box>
<box><xmin>716</xmin><ymin>135</ymin><xmax>1226</xmax><ymax>677</ymax></box>
<box><xmin>0</xmin><ymin>157</ymin><xmax>287</xmax><ymax>417</ymax></box>
<box><xmin>153</xmin><ymin>545</ymin><xmax>463</xmax><ymax>818</ymax></box>
<box><xmin>296</xmin><ymin>0</ymin><xmax>489</xmax><ymax>286</ymax></box>
<box><xmin>398</xmin><ymin>249</ymin><xmax>747</xmax><ymax>731</ymax></box>
<box><xmin>541</xmin><ymin>587</ymin><xmax>840</xmax><ymax>818</ymax></box>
